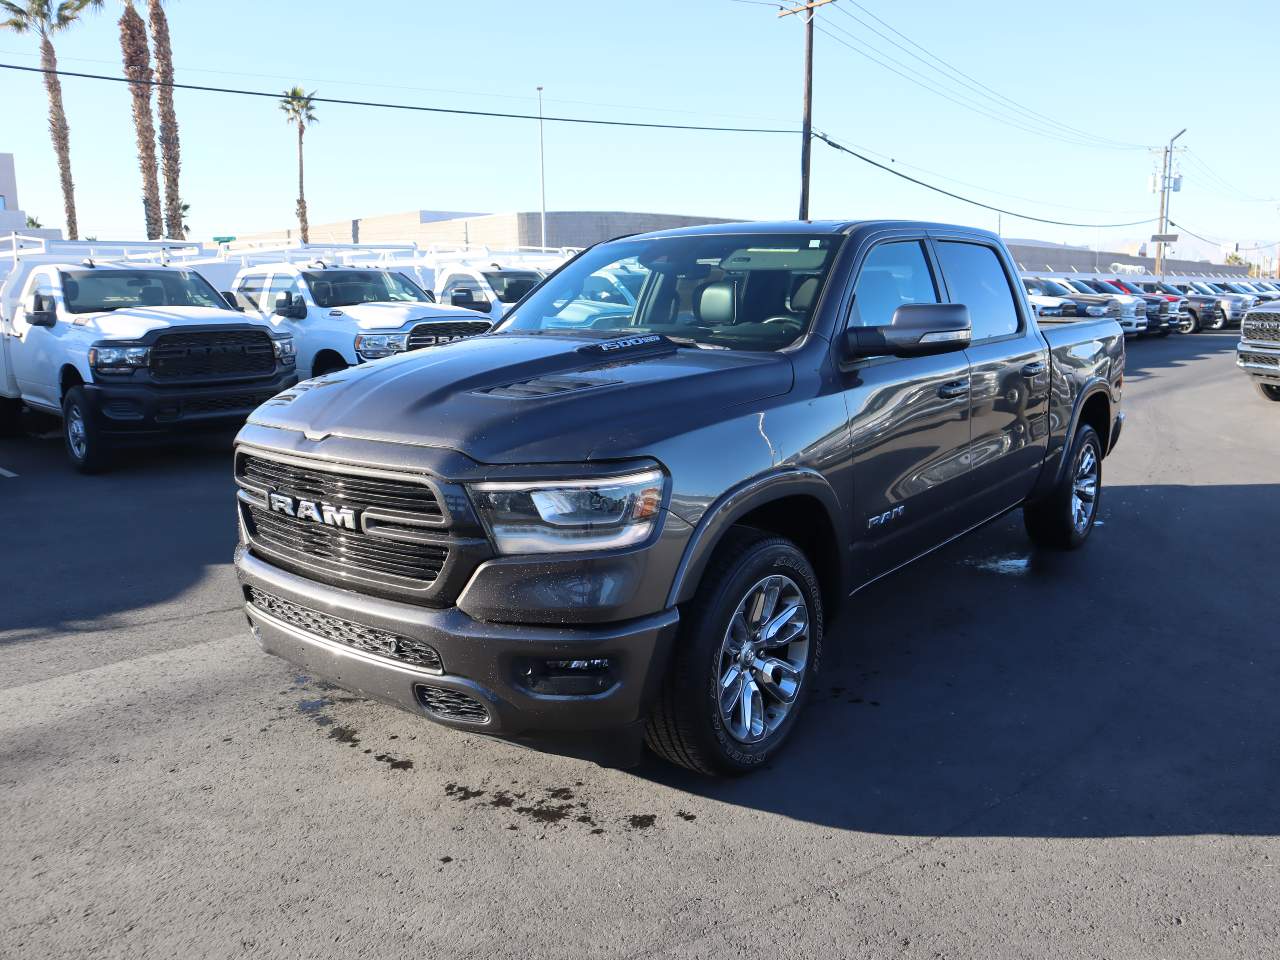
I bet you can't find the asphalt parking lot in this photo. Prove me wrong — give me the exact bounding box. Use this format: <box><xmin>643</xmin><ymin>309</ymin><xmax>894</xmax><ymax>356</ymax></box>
<box><xmin>2</xmin><ymin>330</ymin><xmax>1277</xmax><ymax>960</ymax></box>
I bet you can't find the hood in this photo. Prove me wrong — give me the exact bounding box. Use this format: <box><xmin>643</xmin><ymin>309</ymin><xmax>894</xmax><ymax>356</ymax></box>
<box><xmin>88</xmin><ymin>305</ymin><xmax>270</xmax><ymax>340</ymax></box>
<box><xmin>249</xmin><ymin>333</ymin><xmax>795</xmax><ymax>463</ymax></box>
<box><xmin>326</xmin><ymin>301</ymin><xmax>490</xmax><ymax>331</ymax></box>
<box><xmin>1060</xmin><ymin>292</ymin><xmax>1114</xmax><ymax>307</ymax></box>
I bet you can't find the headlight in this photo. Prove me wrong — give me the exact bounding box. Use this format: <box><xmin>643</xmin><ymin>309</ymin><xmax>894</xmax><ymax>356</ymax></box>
<box><xmin>1085</xmin><ymin>304</ymin><xmax>1107</xmax><ymax>317</ymax></box>
<box><xmin>88</xmin><ymin>344</ymin><xmax>149</xmax><ymax>374</ymax></box>
<box><xmin>469</xmin><ymin>468</ymin><xmax>666</xmax><ymax>554</ymax></box>
<box><xmin>354</xmin><ymin>333</ymin><xmax>409</xmax><ymax>359</ymax></box>
<box><xmin>272</xmin><ymin>336</ymin><xmax>296</xmax><ymax>365</ymax></box>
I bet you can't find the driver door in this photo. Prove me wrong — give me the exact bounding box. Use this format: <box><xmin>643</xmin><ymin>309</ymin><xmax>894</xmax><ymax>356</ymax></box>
<box><xmin>841</xmin><ymin>237</ymin><xmax>974</xmax><ymax>583</ymax></box>
<box><xmin>10</xmin><ymin>269</ymin><xmax>62</xmax><ymax>410</ymax></box>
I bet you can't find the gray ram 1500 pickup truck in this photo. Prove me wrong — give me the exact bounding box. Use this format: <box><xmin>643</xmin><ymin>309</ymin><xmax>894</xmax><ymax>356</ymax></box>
<box><xmin>233</xmin><ymin>220</ymin><xmax>1125</xmax><ymax>775</ymax></box>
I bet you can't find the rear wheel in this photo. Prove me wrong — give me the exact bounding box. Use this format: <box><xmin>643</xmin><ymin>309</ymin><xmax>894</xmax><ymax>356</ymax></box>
<box><xmin>1023</xmin><ymin>424</ymin><xmax>1102</xmax><ymax>550</ymax></box>
<box><xmin>1258</xmin><ymin>382</ymin><xmax>1280</xmax><ymax>402</ymax></box>
<box><xmin>645</xmin><ymin>528</ymin><xmax>822</xmax><ymax>775</ymax></box>
<box><xmin>62</xmin><ymin>386</ymin><xmax>110</xmax><ymax>473</ymax></box>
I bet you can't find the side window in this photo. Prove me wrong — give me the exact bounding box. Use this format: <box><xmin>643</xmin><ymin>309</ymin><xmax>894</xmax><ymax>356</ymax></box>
<box><xmin>236</xmin><ymin>274</ymin><xmax>266</xmax><ymax>310</ymax></box>
<box><xmin>263</xmin><ymin>274</ymin><xmax>301</xmax><ymax>310</ymax></box>
<box><xmin>934</xmin><ymin>241</ymin><xmax>1021</xmax><ymax>341</ymax></box>
<box><xmin>848</xmin><ymin>240</ymin><xmax>939</xmax><ymax>328</ymax></box>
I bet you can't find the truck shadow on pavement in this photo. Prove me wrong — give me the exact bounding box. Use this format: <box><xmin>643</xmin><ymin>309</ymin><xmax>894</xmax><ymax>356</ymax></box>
<box><xmin>638</xmin><ymin>481</ymin><xmax>1280</xmax><ymax>839</ymax></box>
<box><xmin>0</xmin><ymin>419</ymin><xmax>240</xmax><ymax>639</ymax></box>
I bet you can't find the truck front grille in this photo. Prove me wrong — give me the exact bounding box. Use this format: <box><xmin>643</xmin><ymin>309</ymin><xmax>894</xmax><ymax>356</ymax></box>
<box><xmin>406</xmin><ymin>321</ymin><xmax>491</xmax><ymax>351</ymax></box>
<box><xmin>416</xmin><ymin>684</ymin><xmax>490</xmax><ymax>723</ymax></box>
<box><xmin>1242</xmin><ymin>313</ymin><xmax>1280</xmax><ymax>343</ymax></box>
<box><xmin>150</xmin><ymin>330</ymin><xmax>275</xmax><ymax>380</ymax></box>
<box><xmin>239</xmin><ymin>453</ymin><xmax>443</xmax><ymax>518</ymax></box>
<box><xmin>244</xmin><ymin>503</ymin><xmax>448</xmax><ymax>584</ymax></box>
<box><xmin>246</xmin><ymin>587</ymin><xmax>442</xmax><ymax>671</ymax></box>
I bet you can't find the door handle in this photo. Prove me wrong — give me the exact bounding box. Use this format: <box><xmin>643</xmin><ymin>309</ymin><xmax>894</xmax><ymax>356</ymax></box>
<box><xmin>937</xmin><ymin>379</ymin><xmax>969</xmax><ymax>399</ymax></box>
<box><xmin>1020</xmin><ymin>361</ymin><xmax>1047</xmax><ymax>377</ymax></box>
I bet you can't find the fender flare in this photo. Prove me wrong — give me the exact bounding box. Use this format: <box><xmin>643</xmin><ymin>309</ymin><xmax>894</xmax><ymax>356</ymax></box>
<box><xmin>1048</xmin><ymin>379</ymin><xmax>1113</xmax><ymax>488</ymax></box>
<box><xmin>666</xmin><ymin>467</ymin><xmax>848</xmax><ymax>608</ymax></box>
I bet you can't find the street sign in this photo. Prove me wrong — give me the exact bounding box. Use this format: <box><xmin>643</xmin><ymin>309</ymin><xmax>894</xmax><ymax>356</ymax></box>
<box><xmin>1151</xmin><ymin>234</ymin><xmax>1179</xmax><ymax>243</ymax></box>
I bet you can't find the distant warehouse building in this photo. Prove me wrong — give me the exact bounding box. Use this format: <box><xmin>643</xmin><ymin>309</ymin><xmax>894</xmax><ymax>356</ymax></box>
<box><xmin>233</xmin><ymin>209</ymin><xmax>738</xmax><ymax>250</ymax></box>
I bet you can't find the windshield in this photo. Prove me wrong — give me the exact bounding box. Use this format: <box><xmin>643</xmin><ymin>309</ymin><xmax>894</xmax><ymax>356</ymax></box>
<box><xmin>1155</xmin><ymin>282</ymin><xmax>1183</xmax><ymax>296</ymax></box>
<box><xmin>482</xmin><ymin>270</ymin><xmax>544</xmax><ymax>304</ymax></box>
<box><xmin>1089</xmin><ymin>279</ymin><xmax>1126</xmax><ymax>294</ymax></box>
<box><xmin>60</xmin><ymin>269</ymin><xmax>224</xmax><ymax>314</ymax></box>
<box><xmin>1038</xmin><ymin>278</ymin><xmax>1075</xmax><ymax>297</ymax></box>
<box><xmin>1062</xmin><ymin>278</ymin><xmax>1094</xmax><ymax>294</ymax></box>
<box><xmin>301</xmin><ymin>270</ymin><xmax>430</xmax><ymax>307</ymax></box>
<box><xmin>495</xmin><ymin>233</ymin><xmax>844</xmax><ymax>352</ymax></box>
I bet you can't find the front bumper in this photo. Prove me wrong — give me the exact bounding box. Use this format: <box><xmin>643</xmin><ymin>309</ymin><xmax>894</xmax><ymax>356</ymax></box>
<box><xmin>1119</xmin><ymin>317</ymin><xmax>1147</xmax><ymax>333</ymax></box>
<box><xmin>1237</xmin><ymin>342</ymin><xmax>1280</xmax><ymax>383</ymax></box>
<box><xmin>85</xmin><ymin>368</ymin><xmax>297</xmax><ymax>434</ymax></box>
<box><xmin>235</xmin><ymin>547</ymin><xmax>679</xmax><ymax>741</ymax></box>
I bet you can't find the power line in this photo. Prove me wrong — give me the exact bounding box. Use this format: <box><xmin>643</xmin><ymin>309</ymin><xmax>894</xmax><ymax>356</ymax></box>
<box><xmin>814</xmin><ymin>131</ymin><xmax>1157</xmax><ymax>228</ymax></box>
<box><xmin>1181</xmin><ymin>149</ymin><xmax>1279</xmax><ymax>202</ymax></box>
<box><xmin>831</xmin><ymin>1</ymin><xmax>1145</xmax><ymax>151</ymax></box>
<box><xmin>813</xmin><ymin>23</ymin><xmax>1132</xmax><ymax>150</ymax></box>
<box><xmin>1169</xmin><ymin>220</ymin><xmax>1277</xmax><ymax>253</ymax></box>
<box><xmin>0</xmin><ymin>62</ymin><xmax>797</xmax><ymax>135</ymax></box>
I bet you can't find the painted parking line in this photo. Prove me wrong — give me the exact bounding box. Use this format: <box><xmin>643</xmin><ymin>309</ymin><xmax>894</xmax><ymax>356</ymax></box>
<box><xmin>0</xmin><ymin>467</ymin><xmax>18</xmax><ymax>478</ymax></box>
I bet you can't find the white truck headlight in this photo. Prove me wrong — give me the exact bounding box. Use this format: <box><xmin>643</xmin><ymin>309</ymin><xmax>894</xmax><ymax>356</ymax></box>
<box><xmin>469</xmin><ymin>468</ymin><xmax>666</xmax><ymax>554</ymax></box>
<box><xmin>89</xmin><ymin>344</ymin><xmax>150</xmax><ymax>374</ymax></box>
<box><xmin>354</xmin><ymin>333</ymin><xmax>409</xmax><ymax>359</ymax></box>
<box><xmin>272</xmin><ymin>336</ymin><xmax>296</xmax><ymax>364</ymax></box>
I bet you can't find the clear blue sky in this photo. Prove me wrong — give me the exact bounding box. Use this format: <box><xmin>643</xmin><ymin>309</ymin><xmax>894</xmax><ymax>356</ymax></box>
<box><xmin>2</xmin><ymin>0</ymin><xmax>1277</xmax><ymax>261</ymax></box>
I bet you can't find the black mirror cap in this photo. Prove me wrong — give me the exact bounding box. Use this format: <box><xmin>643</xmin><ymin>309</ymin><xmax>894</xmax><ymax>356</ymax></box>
<box><xmin>221</xmin><ymin>290</ymin><xmax>243</xmax><ymax>312</ymax></box>
<box><xmin>450</xmin><ymin>288</ymin><xmax>475</xmax><ymax>307</ymax></box>
<box><xmin>845</xmin><ymin>303</ymin><xmax>972</xmax><ymax>359</ymax></box>
<box><xmin>28</xmin><ymin>293</ymin><xmax>56</xmax><ymax>327</ymax></box>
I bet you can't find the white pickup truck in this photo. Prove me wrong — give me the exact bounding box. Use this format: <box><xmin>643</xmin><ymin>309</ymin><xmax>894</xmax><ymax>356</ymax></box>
<box><xmin>226</xmin><ymin>261</ymin><xmax>492</xmax><ymax>379</ymax></box>
<box><xmin>0</xmin><ymin>239</ymin><xmax>298</xmax><ymax>471</ymax></box>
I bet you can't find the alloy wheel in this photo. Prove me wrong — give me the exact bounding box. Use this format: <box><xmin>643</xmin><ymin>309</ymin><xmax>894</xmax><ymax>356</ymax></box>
<box><xmin>716</xmin><ymin>575</ymin><xmax>810</xmax><ymax>745</ymax></box>
<box><xmin>66</xmin><ymin>404</ymin><xmax>88</xmax><ymax>460</ymax></box>
<box><xmin>1071</xmin><ymin>443</ymin><xmax>1099</xmax><ymax>533</ymax></box>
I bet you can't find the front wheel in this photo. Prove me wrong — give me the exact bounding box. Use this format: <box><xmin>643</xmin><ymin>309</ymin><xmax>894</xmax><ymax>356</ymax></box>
<box><xmin>1023</xmin><ymin>424</ymin><xmax>1102</xmax><ymax>550</ymax></box>
<box><xmin>1205</xmin><ymin>311</ymin><xmax>1227</xmax><ymax>331</ymax></box>
<box><xmin>1179</xmin><ymin>311</ymin><xmax>1200</xmax><ymax>334</ymax></box>
<box><xmin>1258</xmin><ymin>381</ymin><xmax>1280</xmax><ymax>402</ymax></box>
<box><xmin>62</xmin><ymin>386</ymin><xmax>111</xmax><ymax>473</ymax></box>
<box><xmin>645</xmin><ymin>528</ymin><xmax>823</xmax><ymax>775</ymax></box>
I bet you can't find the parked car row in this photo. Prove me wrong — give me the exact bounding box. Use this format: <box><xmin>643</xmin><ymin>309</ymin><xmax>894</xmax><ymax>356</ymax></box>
<box><xmin>0</xmin><ymin>237</ymin><xmax>575</xmax><ymax>468</ymax></box>
<box><xmin>1020</xmin><ymin>271</ymin><xmax>1280</xmax><ymax>336</ymax></box>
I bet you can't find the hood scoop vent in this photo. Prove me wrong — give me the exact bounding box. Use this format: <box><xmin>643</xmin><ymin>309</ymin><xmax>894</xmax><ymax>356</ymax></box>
<box><xmin>477</xmin><ymin>375</ymin><xmax>623</xmax><ymax>400</ymax></box>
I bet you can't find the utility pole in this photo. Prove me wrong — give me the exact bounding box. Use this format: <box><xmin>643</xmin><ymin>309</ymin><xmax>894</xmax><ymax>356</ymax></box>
<box><xmin>1154</xmin><ymin>127</ymin><xmax>1186</xmax><ymax>276</ymax></box>
<box><xmin>537</xmin><ymin>85</ymin><xmax>547</xmax><ymax>250</ymax></box>
<box><xmin>778</xmin><ymin>0</ymin><xmax>834</xmax><ymax>220</ymax></box>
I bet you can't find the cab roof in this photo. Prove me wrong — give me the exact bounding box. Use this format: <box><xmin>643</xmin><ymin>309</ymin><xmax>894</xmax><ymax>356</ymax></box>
<box><xmin>620</xmin><ymin>219</ymin><xmax>999</xmax><ymax>242</ymax></box>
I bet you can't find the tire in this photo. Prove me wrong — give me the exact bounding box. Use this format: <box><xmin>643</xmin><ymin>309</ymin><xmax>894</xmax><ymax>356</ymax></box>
<box><xmin>1257</xmin><ymin>382</ymin><xmax>1280</xmax><ymax>402</ymax></box>
<box><xmin>1180</xmin><ymin>310</ymin><xmax>1201</xmax><ymax>334</ymax></box>
<box><xmin>645</xmin><ymin>527</ymin><xmax>823</xmax><ymax>776</ymax></box>
<box><xmin>1205</xmin><ymin>310</ymin><xmax>1227</xmax><ymax>332</ymax></box>
<box><xmin>62</xmin><ymin>386</ymin><xmax>111</xmax><ymax>473</ymax></box>
<box><xmin>311</xmin><ymin>356</ymin><xmax>349</xmax><ymax>378</ymax></box>
<box><xmin>0</xmin><ymin>397</ymin><xmax>22</xmax><ymax>437</ymax></box>
<box><xmin>1023</xmin><ymin>424</ymin><xmax>1102</xmax><ymax>550</ymax></box>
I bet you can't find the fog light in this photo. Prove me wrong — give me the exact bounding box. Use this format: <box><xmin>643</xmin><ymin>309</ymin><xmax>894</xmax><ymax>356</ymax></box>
<box><xmin>523</xmin><ymin>657</ymin><xmax>615</xmax><ymax>696</ymax></box>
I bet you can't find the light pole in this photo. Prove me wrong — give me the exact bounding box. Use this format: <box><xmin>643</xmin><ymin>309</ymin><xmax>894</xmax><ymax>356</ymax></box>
<box><xmin>537</xmin><ymin>85</ymin><xmax>547</xmax><ymax>250</ymax></box>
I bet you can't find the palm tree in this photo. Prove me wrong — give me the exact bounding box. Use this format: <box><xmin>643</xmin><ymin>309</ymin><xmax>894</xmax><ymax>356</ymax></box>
<box><xmin>279</xmin><ymin>86</ymin><xmax>317</xmax><ymax>244</ymax></box>
<box><xmin>25</xmin><ymin>214</ymin><xmax>42</xmax><ymax>228</ymax></box>
<box><xmin>147</xmin><ymin>0</ymin><xmax>181</xmax><ymax>238</ymax></box>
<box><xmin>1</xmin><ymin>1</ymin><xmax>102</xmax><ymax>240</ymax></box>
<box><xmin>118</xmin><ymin>0</ymin><xmax>162</xmax><ymax>238</ymax></box>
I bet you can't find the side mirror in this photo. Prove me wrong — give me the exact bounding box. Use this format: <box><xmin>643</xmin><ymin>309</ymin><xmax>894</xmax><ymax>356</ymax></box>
<box><xmin>845</xmin><ymin>303</ymin><xmax>971</xmax><ymax>359</ymax></box>
<box><xmin>27</xmin><ymin>293</ymin><xmax>56</xmax><ymax>327</ymax></box>
<box><xmin>222</xmin><ymin>290</ymin><xmax>243</xmax><ymax>312</ymax></box>
<box><xmin>450</xmin><ymin>288</ymin><xmax>475</xmax><ymax>308</ymax></box>
<box><xmin>424</xmin><ymin>289</ymin><xmax>436</xmax><ymax>303</ymax></box>
<box><xmin>275</xmin><ymin>294</ymin><xmax>307</xmax><ymax>319</ymax></box>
